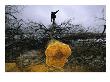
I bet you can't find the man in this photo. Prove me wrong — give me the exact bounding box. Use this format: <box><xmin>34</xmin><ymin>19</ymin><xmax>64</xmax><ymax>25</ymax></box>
<box><xmin>51</xmin><ymin>10</ymin><xmax>59</xmax><ymax>23</ymax></box>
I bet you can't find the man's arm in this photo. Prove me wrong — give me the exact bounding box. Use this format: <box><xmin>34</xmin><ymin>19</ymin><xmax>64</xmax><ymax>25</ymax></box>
<box><xmin>55</xmin><ymin>10</ymin><xmax>59</xmax><ymax>14</ymax></box>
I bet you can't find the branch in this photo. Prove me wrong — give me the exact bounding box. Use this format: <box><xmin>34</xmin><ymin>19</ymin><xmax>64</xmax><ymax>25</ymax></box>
<box><xmin>5</xmin><ymin>12</ymin><xmax>17</xmax><ymax>19</ymax></box>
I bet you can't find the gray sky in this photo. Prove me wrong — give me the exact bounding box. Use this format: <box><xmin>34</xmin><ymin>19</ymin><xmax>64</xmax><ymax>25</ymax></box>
<box><xmin>18</xmin><ymin>5</ymin><xmax>106</xmax><ymax>30</ymax></box>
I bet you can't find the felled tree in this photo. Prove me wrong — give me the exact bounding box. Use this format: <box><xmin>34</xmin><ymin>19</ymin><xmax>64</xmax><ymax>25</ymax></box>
<box><xmin>45</xmin><ymin>39</ymin><xmax>71</xmax><ymax>68</ymax></box>
<box><xmin>45</xmin><ymin>10</ymin><xmax>72</xmax><ymax>69</ymax></box>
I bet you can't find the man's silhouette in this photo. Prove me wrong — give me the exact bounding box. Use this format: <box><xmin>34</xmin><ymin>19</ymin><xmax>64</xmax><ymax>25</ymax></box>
<box><xmin>51</xmin><ymin>10</ymin><xmax>59</xmax><ymax>23</ymax></box>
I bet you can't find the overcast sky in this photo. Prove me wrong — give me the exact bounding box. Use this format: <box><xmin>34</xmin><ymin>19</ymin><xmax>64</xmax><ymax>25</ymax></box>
<box><xmin>18</xmin><ymin>5</ymin><xmax>106</xmax><ymax>29</ymax></box>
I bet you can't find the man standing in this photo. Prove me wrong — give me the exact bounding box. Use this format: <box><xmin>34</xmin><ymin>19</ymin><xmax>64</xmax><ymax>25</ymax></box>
<box><xmin>51</xmin><ymin>10</ymin><xmax>59</xmax><ymax>23</ymax></box>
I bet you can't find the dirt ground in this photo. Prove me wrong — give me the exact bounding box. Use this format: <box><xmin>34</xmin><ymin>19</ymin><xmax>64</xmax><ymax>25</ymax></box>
<box><xmin>5</xmin><ymin>62</ymin><xmax>89</xmax><ymax>72</ymax></box>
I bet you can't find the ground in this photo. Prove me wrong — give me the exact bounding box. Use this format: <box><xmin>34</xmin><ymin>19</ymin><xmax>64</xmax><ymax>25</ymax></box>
<box><xmin>5</xmin><ymin>62</ymin><xmax>89</xmax><ymax>72</ymax></box>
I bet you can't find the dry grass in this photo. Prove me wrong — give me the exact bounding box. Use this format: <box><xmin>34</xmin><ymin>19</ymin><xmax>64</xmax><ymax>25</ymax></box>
<box><xmin>30</xmin><ymin>64</ymin><xmax>48</xmax><ymax>72</ymax></box>
<box><xmin>5</xmin><ymin>63</ymin><xmax>20</xmax><ymax>72</ymax></box>
<box><xmin>5</xmin><ymin>62</ymin><xmax>90</xmax><ymax>72</ymax></box>
<box><xmin>64</xmin><ymin>65</ymin><xmax>88</xmax><ymax>72</ymax></box>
